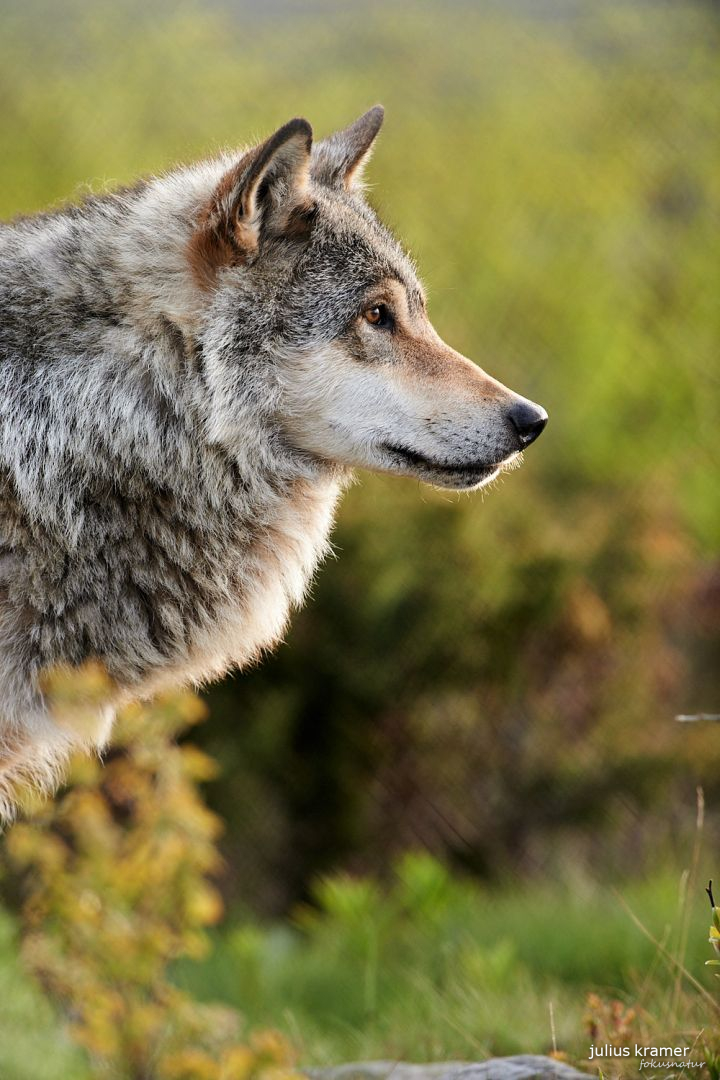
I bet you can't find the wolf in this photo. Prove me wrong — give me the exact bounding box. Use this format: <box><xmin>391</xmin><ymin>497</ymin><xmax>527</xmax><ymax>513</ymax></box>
<box><xmin>0</xmin><ymin>106</ymin><xmax>546</xmax><ymax>819</ymax></box>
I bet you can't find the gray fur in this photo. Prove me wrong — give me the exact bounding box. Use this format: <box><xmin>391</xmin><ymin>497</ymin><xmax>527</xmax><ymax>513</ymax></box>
<box><xmin>0</xmin><ymin>108</ymin><xmax>546</xmax><ymax>818</ymax></box>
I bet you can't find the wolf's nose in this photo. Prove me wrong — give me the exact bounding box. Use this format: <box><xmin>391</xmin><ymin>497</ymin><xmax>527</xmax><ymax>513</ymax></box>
<box><xmin>507</xmin><ymin>400</ymin><xmax>548</xmax><ymax>447</ymax></box>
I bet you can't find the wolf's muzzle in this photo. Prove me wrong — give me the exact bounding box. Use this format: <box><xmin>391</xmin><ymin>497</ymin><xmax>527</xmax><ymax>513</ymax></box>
<box><xmin>507</xmin><ymin>400</ymin><xmax>548</xmax><ymax>447</ymax></box>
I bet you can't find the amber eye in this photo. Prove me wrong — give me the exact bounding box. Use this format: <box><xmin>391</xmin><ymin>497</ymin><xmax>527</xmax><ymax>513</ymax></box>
<box><xmin>364</xmin><ymin>304</ymin><xmax>392</xmax><ymax>329</ymax></box>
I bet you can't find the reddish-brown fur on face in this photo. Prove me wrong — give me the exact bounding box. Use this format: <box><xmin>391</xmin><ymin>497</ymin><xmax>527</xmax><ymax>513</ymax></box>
<box><xmin>367</xmin><ymin>278</ymin><xmax>511</xmax><ymax>408</ymax></box>
<box><xmin>187</xmin><ymin>207</ymin><xmax>243</xmax><ymax>290</ymax></box>
<box><xmin>187</xmin><ymin>118</ymin><xmax>313</xmax><ymax>290</ymax></box>
<box><xmin>395</xmin><ymin>332</ymin><xmax>510</xmax><ymax>405</ymax></box>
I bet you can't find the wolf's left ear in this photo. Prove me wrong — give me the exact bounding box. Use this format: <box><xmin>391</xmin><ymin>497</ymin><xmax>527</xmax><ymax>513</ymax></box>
<box><xmin>311</xmin><ymin>105</ymin><xmax>384</xmax><ymax>191</ymax></box>
<box><xmin>190</xmin><ymin>117</ymin><xmax>313</xmax><ymax>284</ymax></box>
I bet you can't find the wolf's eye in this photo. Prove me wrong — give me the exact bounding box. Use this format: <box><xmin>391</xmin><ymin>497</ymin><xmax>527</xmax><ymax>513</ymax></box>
<box><xmin>364</xmin><ymin>304</ymin><xmax>393</xmax><ymax>329</ymax></box>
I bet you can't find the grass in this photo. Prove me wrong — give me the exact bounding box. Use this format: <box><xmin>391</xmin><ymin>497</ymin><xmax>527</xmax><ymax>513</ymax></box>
<box><xmin>171</xmin><ymin>856</ymin><xmax>719</xmax><ymax>1071</ymax></box>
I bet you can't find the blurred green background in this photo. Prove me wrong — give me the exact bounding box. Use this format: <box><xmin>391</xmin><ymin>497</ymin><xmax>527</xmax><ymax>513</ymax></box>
<box><xmin>1</xmin><ymin>0</ymin><xmax>719</xmax><ymax>1072</ymax></box>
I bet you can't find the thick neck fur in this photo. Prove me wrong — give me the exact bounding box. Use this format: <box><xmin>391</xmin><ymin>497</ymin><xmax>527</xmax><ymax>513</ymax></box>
<box><xmin>0</xmin><ymin>159</ymin><xmax>345</xmax><ymax>718</ymax></box>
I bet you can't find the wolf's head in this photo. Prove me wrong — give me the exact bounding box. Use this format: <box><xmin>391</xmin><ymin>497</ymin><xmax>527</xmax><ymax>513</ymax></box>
<box><xmin>188</xmin><ymin>108</ymin><xmax>547</xmax><ymax>491</ymax></box>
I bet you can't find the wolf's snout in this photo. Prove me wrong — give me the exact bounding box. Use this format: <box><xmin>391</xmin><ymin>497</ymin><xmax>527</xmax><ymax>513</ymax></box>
<box><xmin>507</xmin><ymin>400</ymin><xmax>548</xmax><ymax>447</ymax></box>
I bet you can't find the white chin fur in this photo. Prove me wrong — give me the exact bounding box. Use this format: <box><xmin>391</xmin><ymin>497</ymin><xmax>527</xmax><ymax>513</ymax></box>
<box><xmin>412</xmin><ymin>464</ymin><xmax>500</xmax><ymax>491</ymax></box>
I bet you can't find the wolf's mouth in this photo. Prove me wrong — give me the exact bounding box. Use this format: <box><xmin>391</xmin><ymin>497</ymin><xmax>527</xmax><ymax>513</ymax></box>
<box><xmin>379</xmin><ymin>441</ymin><xmax>512</xmax><ymax>485</ymax></box>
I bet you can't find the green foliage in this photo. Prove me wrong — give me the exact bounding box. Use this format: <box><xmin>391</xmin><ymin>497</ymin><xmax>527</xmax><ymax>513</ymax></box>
<box><xmin>0</xmin><ymin>906</ymin><xmax>91</xmax><ymax>1080</ymax></box>
<box><xmin>174</xmin><ymin>853</ymin><xmax>719</xmax><ymax>1066</ymax></box>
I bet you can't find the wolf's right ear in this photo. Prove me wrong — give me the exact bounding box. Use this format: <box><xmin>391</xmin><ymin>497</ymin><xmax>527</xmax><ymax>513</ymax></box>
<box><xmin>189</xmin><ymin>117</ymin><xmax>313</xmax><ymax>285</ymax></box>
<box><xmin>311</xmin><ymin>106</ymin><xmax>384</xmax><ymax>191</ymax></box>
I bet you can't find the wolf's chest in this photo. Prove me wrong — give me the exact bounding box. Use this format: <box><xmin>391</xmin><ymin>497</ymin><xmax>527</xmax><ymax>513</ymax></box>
<box><xmin>131</xmin><ymin>474</ymin><xmax>342</xmax><ymax>696</ymax></box>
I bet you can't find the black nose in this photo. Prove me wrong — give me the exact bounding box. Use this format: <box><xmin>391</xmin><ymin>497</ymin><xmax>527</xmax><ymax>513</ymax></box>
<box><xmin>507</xmin><ymin>400</ymin><xmax>548</xmax><ymax>447</ymax></box>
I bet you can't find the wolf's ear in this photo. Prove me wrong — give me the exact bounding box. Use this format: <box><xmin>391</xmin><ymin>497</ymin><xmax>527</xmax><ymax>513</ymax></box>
<box><xmin>311</xmin><ymin>105</ymin><xmax>384</xmax><ymax>191</ymax></box>
<box><xmin>189</xmin><ymin>117</ymin><xmax>313</xmax><ymax>283</ymax></box>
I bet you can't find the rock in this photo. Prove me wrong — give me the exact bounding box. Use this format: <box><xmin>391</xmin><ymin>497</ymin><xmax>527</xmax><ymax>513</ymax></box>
<box><xmin>304</xmin><ymin>1064</ymin><xmax>466</xmax><ymax>1080</ymax></box>
<box><xmin>445</xmin><ymin>1058</ymin><xmax>589</xmax><ymax>1079</ymax></box>
<box><xmin>305</xmin><ymin>1057</ymin><xmax>589</xmax><ymax>1080</ymax></box>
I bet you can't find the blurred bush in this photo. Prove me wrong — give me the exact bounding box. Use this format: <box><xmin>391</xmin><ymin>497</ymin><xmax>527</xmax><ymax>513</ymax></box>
<box><xmin>0</xmin><ymin>0</ymin><xmax>718</xmax><ymax>910</ymax></box>
<box><xmin>0</xmin><ymin>904</ymin><xmax>90</xmax><ymax>1080</ymax></box>
<box><xmin>4</xmin><ymin>670</ymin><xmax>299</xmax><ymax>1080</ymax></box>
